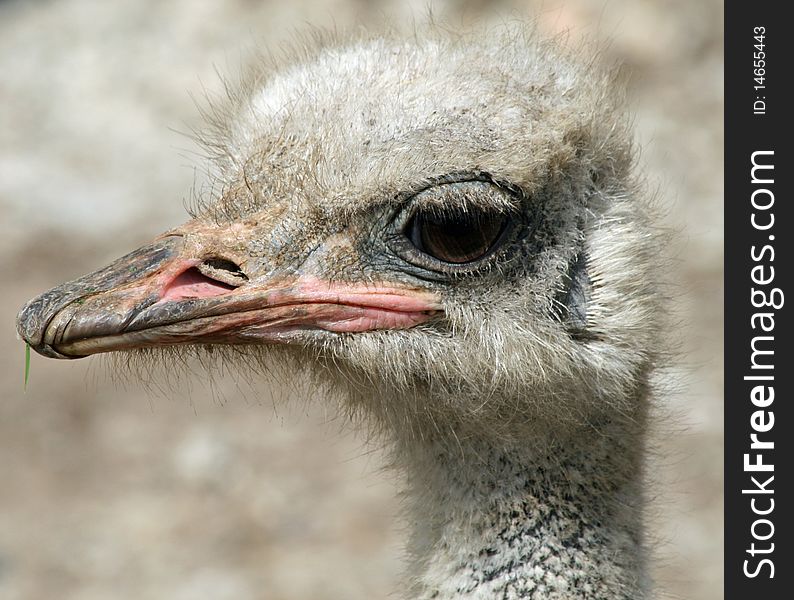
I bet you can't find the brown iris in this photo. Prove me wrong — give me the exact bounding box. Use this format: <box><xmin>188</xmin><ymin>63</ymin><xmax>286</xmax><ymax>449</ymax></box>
<box><xmin>406</xmin><ymin>208</ymin><xmax>508</xmax><ymax>264</ymax></box>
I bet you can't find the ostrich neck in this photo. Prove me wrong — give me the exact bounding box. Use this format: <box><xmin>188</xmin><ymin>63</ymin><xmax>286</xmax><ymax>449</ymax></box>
<box><xmin>396</xmin><ymin>419</ymin><xmax>649</xmax><ymax>599</ymax></box>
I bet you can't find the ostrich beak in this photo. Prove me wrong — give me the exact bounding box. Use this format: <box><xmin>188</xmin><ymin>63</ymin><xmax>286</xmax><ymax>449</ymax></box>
<box><xmin>17</xmin><ymin>235</ymin><xmax>441</xmax><ymax>359</ymax></box>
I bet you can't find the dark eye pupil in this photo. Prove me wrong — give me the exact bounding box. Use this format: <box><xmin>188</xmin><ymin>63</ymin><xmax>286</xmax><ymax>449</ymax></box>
<box><xmin>408</xmin><ymin>210</ymin><xmax>507</xmax><ymax>264</ymax></box>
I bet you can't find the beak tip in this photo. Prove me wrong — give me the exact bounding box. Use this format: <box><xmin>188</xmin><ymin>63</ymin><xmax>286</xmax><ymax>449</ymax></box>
<box><xmin>16</xmin><ymin>293</ymin><xmax>84</xmax><ymax>360</ymax></box>
<box><xmin>16</xmin><ymin>296</ymin><xmax>44</xmax><ymax>348</ymax></box>
<box><xmin>17</xmin><ymin>238</ymin><xmax>184</xmax><ymax>361</ymax></box>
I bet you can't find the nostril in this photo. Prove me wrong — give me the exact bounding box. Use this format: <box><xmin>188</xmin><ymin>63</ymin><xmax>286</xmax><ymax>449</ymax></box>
<box><xmin>162</xmin><ymin>259</ymin><xmax>247</xmax><ymax>302</ymax></box>
<box><xmin>197</xmin><ymin>258</ymin><xmax>249</xmax><ymax>287</ymax></box>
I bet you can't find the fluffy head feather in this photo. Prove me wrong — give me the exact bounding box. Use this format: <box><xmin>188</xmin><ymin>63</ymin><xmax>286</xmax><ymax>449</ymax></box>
<box><xmin>183</xmin><ymin>26</ymin><xmax>663</xmax><ymax>445</ymax></box>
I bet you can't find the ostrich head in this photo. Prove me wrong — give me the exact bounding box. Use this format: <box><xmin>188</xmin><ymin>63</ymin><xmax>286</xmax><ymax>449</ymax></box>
<box><xmin>18</xmin><ymin>30</ymin><xmax>660</xmax><ymax>447</ymax></box>
<box><xmin>17</xmin><ymin>28</ymin><xmax>666</xmax><ymax>599</ymax></box>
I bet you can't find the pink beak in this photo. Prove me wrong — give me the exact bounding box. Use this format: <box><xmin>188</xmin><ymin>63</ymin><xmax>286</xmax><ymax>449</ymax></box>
<box><xmin>17</xmin><ymin>235</ymin><xmax>442</xmax><ymax>359</ymax></box>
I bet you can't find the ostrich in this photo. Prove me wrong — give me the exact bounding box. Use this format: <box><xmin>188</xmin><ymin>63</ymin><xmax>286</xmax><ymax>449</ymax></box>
<box><xmin>17</xmin><ymin>28</ymin><xmax>663</xmax><ymax>599</ymax></box>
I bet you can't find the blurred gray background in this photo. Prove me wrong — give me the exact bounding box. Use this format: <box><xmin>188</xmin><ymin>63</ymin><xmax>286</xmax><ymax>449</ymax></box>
<box><xmin>0</xmin><ymin>1</ymin><xmax>723</xmax><ymax>599</ymax></box>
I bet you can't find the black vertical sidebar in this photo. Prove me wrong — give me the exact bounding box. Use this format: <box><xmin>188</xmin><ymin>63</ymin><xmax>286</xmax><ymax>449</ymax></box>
<box><xmin>725</xmin><ymin>3</ymin><xmax>792</xmax><ymax>599</ymax></box>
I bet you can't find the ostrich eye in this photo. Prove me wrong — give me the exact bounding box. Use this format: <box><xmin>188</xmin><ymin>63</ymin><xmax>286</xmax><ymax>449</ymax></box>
<box><xmin>406</xmin><ymin>209</ymin><xmax>508</xmax><ymax>264</ymax></box>
<box><xmin>389</xmin><ymin>178</ymin><xmax>523</xmax><ymax>276</ymax></box>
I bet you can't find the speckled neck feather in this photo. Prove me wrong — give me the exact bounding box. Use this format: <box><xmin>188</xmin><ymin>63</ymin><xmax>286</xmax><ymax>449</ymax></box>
<box><xmin>397</xmin><ymin>418</ymin><xmax>648</xmax><ymax>599</ymax></box>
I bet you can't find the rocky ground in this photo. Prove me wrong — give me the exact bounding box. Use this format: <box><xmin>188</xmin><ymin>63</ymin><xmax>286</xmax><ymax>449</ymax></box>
<box><xmin>0</xmin><ymin>1</ymin><xmax>722</xmax><ymax>598</ymax></box>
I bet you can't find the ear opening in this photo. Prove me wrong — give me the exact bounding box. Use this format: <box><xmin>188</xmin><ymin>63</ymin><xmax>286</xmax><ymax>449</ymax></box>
<box><xmin>553</xmin><ymin>251</ymin><xmax>592</xmax><ymax>336</ymax></box>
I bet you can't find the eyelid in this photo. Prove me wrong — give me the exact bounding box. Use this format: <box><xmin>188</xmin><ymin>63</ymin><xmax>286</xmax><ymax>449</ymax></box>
<box><xmin>409</xmin><ymin>181</ymin><xmax>519</xmax><ymax>211</ymax></box>
<box><xmin>392</xmin><ymin>180</ymin><xmax>520</xmax><ymax>233</ymax></box>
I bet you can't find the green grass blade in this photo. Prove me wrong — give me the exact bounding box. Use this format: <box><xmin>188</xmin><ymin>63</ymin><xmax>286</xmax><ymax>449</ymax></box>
<box><xmin>24</xmin><ymin>343</ymin><xmax>31</xmax><ymax>390</ymax></box>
